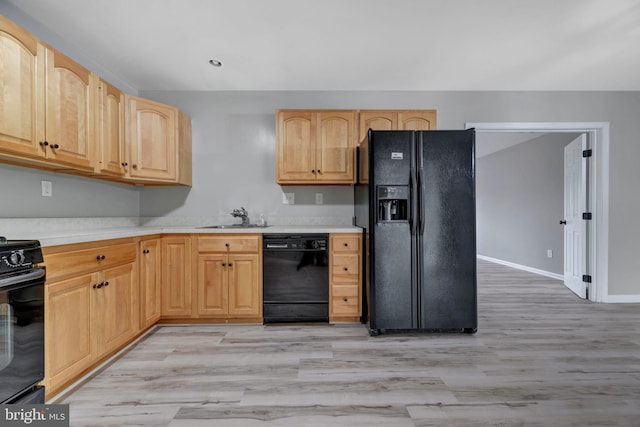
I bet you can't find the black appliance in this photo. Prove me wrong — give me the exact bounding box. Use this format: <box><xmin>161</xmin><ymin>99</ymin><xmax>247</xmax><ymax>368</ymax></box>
<box><xmin>0</xmin><ymin>237</ymin><xmax>46</xmax><ymax>404</ymax></box>
<box><xmin>263</xmin><ymin>234</ymin><xmax>329</xmax><ymax>323</ymax></box>
<box><xmin>355</xmin><ymin>130</ymin><xmax>477</xmax><ymax>335</ymax></box>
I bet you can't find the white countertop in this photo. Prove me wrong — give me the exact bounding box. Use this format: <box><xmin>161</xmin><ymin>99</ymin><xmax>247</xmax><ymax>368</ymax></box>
<box><xmin>5</xmin><ymin>225</ymin><xmax>362</xmax><ymax>247</ymax></box>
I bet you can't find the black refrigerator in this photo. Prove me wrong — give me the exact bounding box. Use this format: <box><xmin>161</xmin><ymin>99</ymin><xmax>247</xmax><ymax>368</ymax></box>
<box><xmin>354</xmin><ymin>129</ymin><xmax>477</xmax><ymax>335</ymax></box>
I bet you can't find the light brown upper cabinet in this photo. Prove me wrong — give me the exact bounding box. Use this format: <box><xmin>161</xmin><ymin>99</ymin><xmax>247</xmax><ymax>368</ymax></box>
<box><xmin>276</xmin><ymin>109</ymin><xmax>356</xmax><ymax>184</ymax></box>
<box><xmin>43</xmin><ymin>48</ymin><xmax>95</xmax><ymax>171</ymax></box>
<box><xmin>0</xmin><ymin>15</ymin><xmax>45</xmax><ymax>161</ymax></box>
<box><xmin>94</xmin><ymin>76</ymin><xmax>125</xmax><ymax>177</ymax></box>
<box><xmin>357</xmin><ymin>110</ymin><xmax>436</xmax><ymax>183</ymax></box>
<box><xmin>0</xmin><ymin>17</ymin><xmax>94</xmax><ymax>171</ymax></box>
<box><xmin>126</xmin><ymin>95</ymin><xmax>192</xmax><ymax>185</ymax></box>
<box><xmin>1</xmin><ymin>14</ymin><xmax>192</xmax><ymax>185</ymax></box>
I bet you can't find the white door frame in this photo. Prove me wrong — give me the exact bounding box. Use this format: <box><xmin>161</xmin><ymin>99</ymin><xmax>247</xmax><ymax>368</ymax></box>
<box><xmin>466</xmin><ymin>122</ymin><xmax>609</xmax><ymax>302</ymax></box>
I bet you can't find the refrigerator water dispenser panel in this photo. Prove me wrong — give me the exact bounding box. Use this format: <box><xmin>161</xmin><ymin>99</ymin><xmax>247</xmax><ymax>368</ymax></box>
<box><xmin>377</xmin><ymin>186</ymin><xmax>409</xmax><ymax>222</ymax></box>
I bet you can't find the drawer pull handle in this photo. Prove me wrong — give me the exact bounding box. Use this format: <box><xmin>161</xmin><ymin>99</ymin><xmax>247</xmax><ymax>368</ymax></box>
<box><xmin>97</xmin><ymin>255</ymin><xmax>106</xmax><ymax>260</ymax></box>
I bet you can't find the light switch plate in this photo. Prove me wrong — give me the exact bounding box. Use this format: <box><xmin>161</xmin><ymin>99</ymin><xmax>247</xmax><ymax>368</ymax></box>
<box><xmin>547</xmin><ymin>249</ymin><xmax>553</xmax><ymax>258</ymax></box>
<box><xmin>315</xmin><ymin>193</ymin><xmax>323</xmax><ymax>205</ymax></box>
<box><xmin>41</xmin><ymin>180</ymin><xmax>52</xmax><ymax>197</ymax></box>
<box><xmin>282</xmin><ymin>192</ymin><xmax>295</xmax><ymax>205</ymax></box>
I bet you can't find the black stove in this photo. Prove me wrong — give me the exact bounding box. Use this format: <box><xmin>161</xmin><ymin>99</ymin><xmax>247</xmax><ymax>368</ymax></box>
<box><xmin>0</xmin><ymin>236</ymin><xmax>46</xmax><ymax>404</ymax></box>
<box><xmin>0</xmin><ymin>238</ymin><xmax>43</xmax><ymax>275</ymax></box>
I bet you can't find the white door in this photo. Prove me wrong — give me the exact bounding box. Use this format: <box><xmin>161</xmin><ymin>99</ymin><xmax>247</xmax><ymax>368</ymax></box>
<box><xmin>563</xmin><ymin>134</ymin><xmax>588</xmax><ymax>299</ymax></box>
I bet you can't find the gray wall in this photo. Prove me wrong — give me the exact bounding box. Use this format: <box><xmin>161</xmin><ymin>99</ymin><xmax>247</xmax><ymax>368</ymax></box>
<box><xmin>0</xmin><ymin>163</ymin><xmax>140</xmax><ymax>218</ymax></box>
<box><xmin>476</xmin><ymin>133</ymin><xmax>580</xmax><ymax>275</ymax></box>
<box><xmin>139</xmin><ymin>90</ymin><xmax>640</xmax><ymax>297</ymax></box>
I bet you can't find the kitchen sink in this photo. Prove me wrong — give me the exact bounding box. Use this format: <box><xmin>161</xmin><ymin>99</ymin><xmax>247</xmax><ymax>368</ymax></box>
<box><xmin>197</xmin><ymin>224</ymin><xmax>270</xmax><ymax>229</ymax></box>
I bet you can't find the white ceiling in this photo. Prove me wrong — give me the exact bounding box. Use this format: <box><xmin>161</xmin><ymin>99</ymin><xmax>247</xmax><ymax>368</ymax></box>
<box><xmin>6</xmin><ymin>0</ymin><xmax>640</xmax><ymax>92</ymax></box>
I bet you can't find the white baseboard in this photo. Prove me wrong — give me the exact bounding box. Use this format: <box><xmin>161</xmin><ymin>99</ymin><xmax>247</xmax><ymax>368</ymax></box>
<box><xmin>477</xmin><ymin>255</ymin><xmax>563</xmax><ymax>281</ymax></box>
<box><xmin>604</xmin><ymin>294</ymin><xmax>640</xmax><ymax>303</ymax></box>
<box><xmin>478</xmin><ymin>255</ymin><xmax>640</xmax><ymax>303</ymax></box>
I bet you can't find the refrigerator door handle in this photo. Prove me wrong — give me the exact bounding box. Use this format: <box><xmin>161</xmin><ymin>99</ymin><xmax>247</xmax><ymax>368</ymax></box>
<box><xmin>417</xmin><ymin>168</ymin><xmax>425</xmax><ymax>235</ymax></box>
<box><xmin>409</xmin><ymin>168</ymin><xmax>416</xmax><ymax>234</ymax></box>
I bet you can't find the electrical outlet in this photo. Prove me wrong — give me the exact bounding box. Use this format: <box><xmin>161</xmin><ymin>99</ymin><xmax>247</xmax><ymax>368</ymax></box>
<box><xmin>547</xmin><ymin>249</ymin><xmax>553</xmax><ymax>258</ymax></box>
<box><xmin>282</xmin><ymin>192</ymin><xmax>295</xmax><ymax>205</ymax></box>
<box><xmin>41</xmin><ymin>180</ymin><xmax>52</xmax><ymax>197</ymax></box>
<box><xmin>315</xmin><ymin>193</ymin><xmax>323</xmax><ymax>205</ymax></box>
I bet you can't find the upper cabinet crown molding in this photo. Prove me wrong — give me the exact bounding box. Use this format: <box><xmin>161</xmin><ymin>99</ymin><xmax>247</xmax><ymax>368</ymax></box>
<box><xmin>0</xmin><ymin>14</ymin><xmax>192</xmax><ymax>186</ymax></box>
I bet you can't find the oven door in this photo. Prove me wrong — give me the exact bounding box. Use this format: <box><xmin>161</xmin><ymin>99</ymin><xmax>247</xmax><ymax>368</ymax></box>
<box><xmin>0</xmin><ymin>267</ymin><xmax>45</xmax><ymax>403</ymax></box>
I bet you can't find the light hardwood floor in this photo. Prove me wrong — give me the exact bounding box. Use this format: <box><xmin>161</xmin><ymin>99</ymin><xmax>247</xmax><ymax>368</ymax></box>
<box><xmin>58</xmin><ymin>260</ymin><xmax>640</xmax><ymax>426</ymax></box>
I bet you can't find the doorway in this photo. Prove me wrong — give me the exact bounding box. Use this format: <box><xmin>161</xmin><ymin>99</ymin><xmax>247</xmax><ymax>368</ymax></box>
<box><xmin>466</xmin><ymin>122</ymin><xmax>609</xmax><ymax>302</ymax></box>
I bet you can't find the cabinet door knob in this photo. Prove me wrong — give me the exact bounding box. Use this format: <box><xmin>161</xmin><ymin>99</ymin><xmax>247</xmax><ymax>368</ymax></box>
<box><xmin>51</xmin><ymin>143</ymin><xmax>60</xmax><ymax>149</ymax></box>
<box><xmin>97</xmin><ymin>255</ymin><xmax>106</xmax><ymax>260</ymax></box>
<box><xmin>143</xmin><ymin>249</ymin><xmax>150</xmax><ymax>254</ymax></box>
<box><xmin>317</xmin><ymin>170</ymin><xmax>321</xmax><ymax>174</ymax></box>
<box><xmin>311</xmin><ymin>169</ymin><xmax>316</xmax><ymax>174</ymax></box>
<box><xmin>343</xmin><ymin>243</ymin><xmax>348</xmax><ymax>247</ymax></box>
<box><xmin>343</xmin><ymin>297</ymin><xmax>348</xmax><ymax>302</ymax></box>
<box><xmin>122</xmin><ymin>162</ymin><xmax>128</xmax><ymax>166</ymax></box>
<box><xmin>132</xmin><ymin>164</ymin><xmax>138</xmax><ymax>169</ymax></box>
<box><xmin>343</xmin><ymin>267</ymin><xmax>348</xmax><ymax>271</ymax></box>
<box><xmin>225</xmin><ymin>243</ymin><xmax>229</xmax><ymax>247</ymax></box>
<box><xmin>222</xmin><ymin>263</ymin><xmax>227</xmax><ymax>267</ymax></box>
<box><xmin>96</xmin><ymin>282</ymin><xmax>104</xmax><ymax>289</ymax></box>
<box><xmin>103</xmin><ymin>281</ymin><xmax>109</xmax><ymax>287</ymax></box>
<box><xmin>228</xmin><ymin>262</ymin><xmax>233</xmax><ymax>267</ymax></box>
<box><xmin>39</xmin><ymin>141</ymin><xmax>49</xmax><ymax>147</ymax></box>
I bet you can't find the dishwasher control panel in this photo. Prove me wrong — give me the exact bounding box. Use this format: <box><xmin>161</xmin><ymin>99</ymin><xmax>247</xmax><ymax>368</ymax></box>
<box><xmin>263</xmin><ymin>235</ymin><xmax>327</xmax><ymax>251</ymax></box>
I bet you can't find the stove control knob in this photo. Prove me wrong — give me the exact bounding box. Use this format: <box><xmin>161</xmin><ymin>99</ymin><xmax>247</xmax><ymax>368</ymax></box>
<box><xmin>8</xmin><ymin>250</ymin><xmax>26</xmax><ymax>266</ymax></box>
<box><xmin>311</xmin><ymin>240</ymin><xmax>319</xmax><ymax>249</ymax></box>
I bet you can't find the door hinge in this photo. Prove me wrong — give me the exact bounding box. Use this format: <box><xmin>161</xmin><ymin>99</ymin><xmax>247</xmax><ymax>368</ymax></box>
<box><xmin>582</xmin><ymin>212</ymin><xmax>592</xmax><ymax>220</ymax></box>
<box><xmin>582</xmin><ymin>149</ymin><xmax>593</xmax><ymax>158</ymax></box>
<box><xmin>582</xmin><ymin>275</ymin><xmax>592</xmax><ymax>283</ymax></box>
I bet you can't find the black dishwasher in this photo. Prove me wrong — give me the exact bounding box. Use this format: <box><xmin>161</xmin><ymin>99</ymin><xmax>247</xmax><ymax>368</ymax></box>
<box><xmin>263</xmin><ymin>234</ymin><xmax>329</xmax><ymax>323</ymax></box>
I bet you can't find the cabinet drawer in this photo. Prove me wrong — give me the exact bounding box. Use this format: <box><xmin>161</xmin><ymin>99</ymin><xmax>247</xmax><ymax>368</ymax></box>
<box><xmin>44</xmin><ymin>242</ymin><xmax>136</xmax><ymax>281</ymax></box>
<box><xmin>331</xmin><ymin>254</ymin><xmax>360</xmax><ymax>282</ymax></box>
<box><xmin>331</xmin><ymin>235</ymin><xmax>360</xmax><ymax>253</ymax></box>
<box><xmin>331</xmin><ymin>285</ymin><xmax>360</xmax><ymax>315</ymax></box>
<box><xmin>198</xmin><ymin>235</ymin><xmax>260</xmax><ymax>253</ymax></box>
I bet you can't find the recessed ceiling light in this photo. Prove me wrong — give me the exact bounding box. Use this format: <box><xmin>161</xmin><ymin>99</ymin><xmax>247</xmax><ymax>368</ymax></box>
<box><xmin>209</xmin><ymin>59</ymin><xmax>222</xmax><ymax>67</ymax></box>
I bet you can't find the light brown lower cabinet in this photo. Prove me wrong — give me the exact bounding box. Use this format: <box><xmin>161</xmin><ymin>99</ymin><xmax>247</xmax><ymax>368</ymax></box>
<box><xmin>329</xmin><ymin>233</ymin><xmax>362</xmax><ymax>322</ymax></box>
<box><xmin>160</xmin><ymin>236</ymin><xmax>193</xmax><ymax>319</ymax></box>
<box><xmin>195</xmin><ymin>235</ymin><xmax>262</xmax><ymax>321</ymax></box>
<box><xmin>43</xmin><ymin>239</ymin><xmax>138</xmax><ymax>398</ymax></box>
<box><xmin>139</xmin><ymin>237</ymin><xmax>161</xmax><ymax>329</ymax></box>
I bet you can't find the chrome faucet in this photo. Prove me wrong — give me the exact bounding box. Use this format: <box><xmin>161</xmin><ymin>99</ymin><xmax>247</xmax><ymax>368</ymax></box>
<box><xmin>231</xmin><ymin>207</ymin><xmax>250</xmax><ymax>225</ymax></box>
